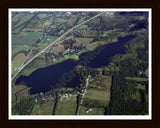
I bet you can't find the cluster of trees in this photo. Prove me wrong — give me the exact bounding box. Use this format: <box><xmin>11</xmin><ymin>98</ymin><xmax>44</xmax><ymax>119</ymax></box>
<box><xmin>75</xmin><ymin>94</ymin><xmax>82</xmax><ymax>114</ymax></box>
<box><xmin>78</xmin><ymin>67</ymin><xmax>100</xmax><ymax>85</ymax></box>
<box><xmin>104</xmin><ymin>73</ymin><xmax>148</xmax><ymax>115</ymax></box>
<box><xmin>12</xmin><ymin>96</ymin><xmax>35</xmax><ymax>115</ymax></box>
<box><xmin>63</xmin><ymin>39</ymin><xmax>76</xmax><ymax>49</ymax></box>
<box><xmin>83</xmin><ymin>99</ymin><xmax>106</xmax><ymax>108</ymax></box>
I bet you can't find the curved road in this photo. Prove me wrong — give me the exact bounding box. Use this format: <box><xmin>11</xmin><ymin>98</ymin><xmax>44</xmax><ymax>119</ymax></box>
<box><xmin>12</xmin><ymin>12</ymin><xmax>105</xmax><ymax>81</ymax></box>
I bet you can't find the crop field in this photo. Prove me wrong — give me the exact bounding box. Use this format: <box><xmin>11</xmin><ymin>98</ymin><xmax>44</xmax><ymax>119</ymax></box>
<box><xmin>12</xmin><ymin>13</ymin><xmax>23</xmax><ymax>22</ymax></box>
<box><xmin>67</xmin><ymin>16</ymin><xmax>77</xmax><ymax>27</ymax></box>
<box><xmin>12</xmin><ymin>85</ymin><xmax>30</xmax><ymax>103</ymax></box>
<box><xmin>64</xmin><ymin>54</ymin><xmax>79</xmax><ymax>60</ymax></box>
<box><xmin>55</xmin><ymin>18</ymin><xmax>67</xmax><ymax>23</ymax></box>
<box><xmin>31</xmin><ymin>100</ymin><xmax>55</xmax><ymax>115</ymax></box>
<box><xmin>54</xmin><ymin>45</ymin><xmax>65</xmax><ymax>53</ymax></box>
<box><xmin>79</xmin><ymin>106</ymin><xmax>105</xmax><ymax>115</ymax></box>
<box><xmin>37</xmin><ymin>14</ymin><xmax>46</xmax><ymax>19</ymax></box>
<box><xmin>74</xmin><ymin>38</ymin><xmax>93</xmax><ymax>46</ymax></box>
<box><xmin>55</xmin><ymin>96</ymin><xmax>77</xmax><ymax>115</ymax></box>
<box><xmin>25</xmin><ymin>32</ymin><xmax>43</xmax><ymax>36</ymax></box>
<box><xmin>84</xmin><ymin>89</ymin><xmax>110</xmax><ymax>104</ymax></box>
<box><xmin>125</xmin><ymin>77</ymin><xmax>148</xmax><ymax>82</ymax></box>
<box><xmin>12</xmin><ymin>45</ymin><xmax>31</xmax><ymax>56</ymax></box>
<box><xmin>12</xmin><ymin>14</ymin><xmax>35</xmax><ymax>34</ymax></box>
<box><xmin>44</xmin><ymin>36</ymin><xmax>58</xmax><ymax>43</ymax></box>
<box><xmin>12</xmin><ymin>14</ymin><xmax>34</xmax><ymax>29</ymax></box>
<box><xmin>12</xmin><ymin>53</ymin><xmax>26</xmax><ymax>68</ymax></box>
<box><xmin>22</xmin><ymin>28</ymin><xmax>41</xmax><ymax>32</ymax></box>
<box><xmin>12</xmin><ymin>34</ymin><xmax>41</xmax><ymax>45</ymax></box>
<box><xmin>79</xmin><ymin>75</ymin><xmax>112</xmax><ymax>115</ymax></box>
<box><xmin>86</xmin><ymin>38</ymin><xmax>118</xmax><ymax>51</ymax></box>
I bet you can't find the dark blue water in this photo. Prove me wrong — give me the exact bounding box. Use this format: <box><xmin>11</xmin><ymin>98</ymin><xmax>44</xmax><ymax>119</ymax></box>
<box><xmin>15</xmin><ymin>35</ymin><xmax>136</xmax><ymax>94</ymax></box>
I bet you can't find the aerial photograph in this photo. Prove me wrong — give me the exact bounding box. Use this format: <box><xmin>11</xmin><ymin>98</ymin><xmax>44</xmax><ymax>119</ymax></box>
<box><xmin>10</xmin><ymin>9</ymin><xmax>150</xmax><ymax>118</ymax></box>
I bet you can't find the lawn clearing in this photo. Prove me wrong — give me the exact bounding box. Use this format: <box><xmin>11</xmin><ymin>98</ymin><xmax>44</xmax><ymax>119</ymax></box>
<box><xmin>37</xmin><ymin>14</ymin><xmax>46</xmax><ymax>19</ymax></box>
<box><xmin>86</xmin><ymin>38</ymin><xmax>118</xmax><ymax>51</ymax></box>
<box><xmin>31</xmin><ymin>100</ymin><xmax>55</xmax><ymax>115</ymax></box>
<box><xmin>12</xmin><ymin>14</ymin><xmax>35</xmax><ymax>34</ymax></box>
<box><xmin>125</xmin><ymin>77</ymin><xmax>148</xmax><ymax>82</ymax></box>
<box><xmin>44</xmin><ymin>36</ymin><xmax>58</xmax><ymax>43</ymax></box>
<box><xmin>79</xmin><ymin>75</ymin><xmax>112</xmax><ymax>115</ymax></box>
<box><xmin>12</xmin><ymin>53</ymin><xmax>26</xmax><ymax>68</ymax></box>
<box><xmin>55</xmin><ymin>96</ymin><xmax>77</xmax><ymax>115</ymax></box>
<box><xmin>25</xmin><ymin>32</ymin><xmax>43</xmax><ymax>36</ymax></box>
<box><xmin>12</xmin><ymin>45</ymin><xmax>31</xmax><ymax>56</ymax></box>
<box><xmin>84</xmin><ymin>89</ymin><xmax>110</xmax><ymax>104</ymax></box>
<box><xmin>64</xmin><ymin>54</ymin><xmax>79</xmax><ymax>60</ymax></box>
<box><xmin>79</xmin><ymin>106</ymin><xmax>105</xmax><ymax>115</ymax></box>
<box><xmin>12</xmin><ymin>34</ymin><xmax>41</xmax><ymax>45</ymax></box>
<box><xmin>54</xmin><ymin>45</ymin><xmax>65</xmax><ymax>53</ymax></box>
<box><xmin>135</xmin><ymin>83</ymin><xmax>146</xmax><ymax>90</ymax></box>
<box><xmin>12</xmin><ymin>14</ymin><xmax>34</xmax><ymax>29</ymax></box>
<box><xmin>74</xmin><ymin>38</ymin><xmax>93</xmax><ymax>46</ymax></box>
<box><xmin>12</xmin><ymin>84</ymin><xmax>30</xmax><ymax>103</ymax></box>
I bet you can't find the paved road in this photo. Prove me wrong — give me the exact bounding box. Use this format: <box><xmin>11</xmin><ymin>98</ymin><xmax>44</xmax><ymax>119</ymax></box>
<box><xmin>77</xmin><ymin>78</ymin><xmax>89</xmax><ymax>115</ymax></box>
<box><xmin>12</xmin><ymin>12</ymin><xmax>105</xmax><ymax>81</ymax></box>
<box><xmin>77</xmin><ymin>88</ymin><xmax>86</xmax><ymax>115</ymax></box>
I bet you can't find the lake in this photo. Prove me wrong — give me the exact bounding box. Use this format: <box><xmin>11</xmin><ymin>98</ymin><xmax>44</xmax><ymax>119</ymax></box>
<box><xmin>15</xmin><ymin>35</ymin><xmax>136</xmax><ymax>94</ymax></box>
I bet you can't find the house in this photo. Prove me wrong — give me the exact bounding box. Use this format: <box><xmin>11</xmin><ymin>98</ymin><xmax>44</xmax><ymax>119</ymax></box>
<box><xmin>86</xmin><ymin>108</ymin><xmax>92</xmax><ymax>113</ymax></box>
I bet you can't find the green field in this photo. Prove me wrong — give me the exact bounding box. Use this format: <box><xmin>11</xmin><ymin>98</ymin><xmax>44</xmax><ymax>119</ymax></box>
<box><xmin>44</xmin><ymin>36</ymin><xmax>58</xmax><ymax>43</ymax></box>
<box><xmin>84</xmin><ymin>89</ymin><xmax>110</xmax><ymax>104</ymax></box>
<box><xmin>125</xmin><ymin>77</ymin><xmax>148</xmax><ymax>81</ymax></box>
<box><xmin>31</xmin><ymin>100</ymin><xmax>55</xmax><ymax>115</ymax></box>
<box><xmin>79</xmin><ymin>106</ymin><xmax>105</xmax><ymax>115</ymax></box>
<box><xmin>55</xmin><ymin>96</ymin><xmax>77</xmax><ymax>115</ymax></box>
<box><xmin>12</xmin><ymin>34</ymin><xmax>41</xmax><ymax>45</ymax></box>
<box><xmin>12</xmin><ymin>53</ymin><xmax>26</xmax><ymax>75</ymax></box>
<box><xmin>37</xmin><ymin>14</ymin><xmax>46</xmax><ymax>19</ymax></box>
<box><xmin>12</xmin><ymin>14</ymin><xmax>35</xmax><ymax>34</ymax></box>
<box><xmin>12</xmin><ymin>53</ymin><xmax>26</xmax><ymax>68</ymax></box>
<box><xmin>86</xmin><ymin>38</ymin><xmax>118</xmax><ymax>51</ymax></box>
<box><xmin>79</xmin><ymin>75</ymin><xmax>112</xmax><ymax>115</ymax></box>
<box><xmin>12</xmin><ymin>45</ymin><xmax>31</xmax><ymax>56</ymax></box>
<box><xmin>64</xmin><ymin>54</ymin><xmax>79</xmax><ymax>60</ymax></box>
<box><xmin>25</xmin><ymin>32</ymin><xmax>43</xmax><ymax>36</ymax></box>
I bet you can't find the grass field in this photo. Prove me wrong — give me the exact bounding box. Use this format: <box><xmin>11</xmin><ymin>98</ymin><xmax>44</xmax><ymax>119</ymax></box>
<box><xmin>125</xmin><ymin>77</ymin><xmax>148</xmax><ymax>81</ymax></box>
<box><xmin>31</xmin><ymin>100</ymin><xmax>55</xmax><ymax>115</ymax></box>
<box><xmin>12</xmin><ymin>53</ymin><xmax>26</xmax><ymax>68</ymax></box>
<box><xmin>55</xmin><ymin>96</ymin><xmax>77</xmax><ymax>115</ymax></box>
<box><xmin>25</xmin><ymin>32</ymin><xmax>43</xmax><ymax>36</ymax></box>
<box><xmin>74</xmin><ymin>38</ymin><xmax>93</xmax><ymax>46</ymax></box>
<box><xmin>12</xmin><ymin>53</ymin><xmax>26</xmax><ymax>75</ymax></box>
<box><xmin>67</xmin><ymin>16</ymin><xmax>77</xmax><ymax>27</ymax></box>
<box><xmin>54</xmin><ymin>45</ymin><xmax>65</xmax><ymax>53</ymax></box>
<box><xmin>64</xmin><ymin>54</ymin><xmax>79</xmax><ymax>60</ymax></box>
<box><xmin>44</xmin><ymin>36</ymin><xmax>58</xmax><ymax>43</ymax></box>
<box><xmin>12</xmin><ymin>84</ymin><xmax>30</xmax><ymax>103</ymax></box>
<box><xmin>84</xmin><ymin>89</ymin><xmax>110</xmax><ymax>104</ymax></box>
<box><xmin>86</xmin><ymin>38</ymin><xmax>118</xmax><ymax>51</ymax></box>
<box><xmin>79</xmin><ymin>75</ymin><xmax>112</xmax><ymax>115</ymax></box>
<box><xmin>12</xmin><ymin>45</ymin><xmax>31</xmax><ymax>56</ymax></box>
<box><xmin>12</xmin><ymin>14</ymin><xmax>34</xmax><ymax>29</ymax></box>
<box><xmin>12</xmin><ymin>14</ymin><xmax>35</xmax><ymax>34</ymax></box>
<box><xmin>37</xmin><ymin>14</ymin><xmax>46</xmax><ymax>19</ymax></box>
<box><xmin>135</xmin><ymin>83</ymin><xmax>146</xmax><ymax>90</ymax></box>
<box><xmin>79</xmin><ymin>106</ymin><xmax>105</xmax><ymax>115</ymax></box>
<box><xmin>12</xmin><ymin>34</ymin><xmax>41</xmax><ymax>45</ymax></box>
